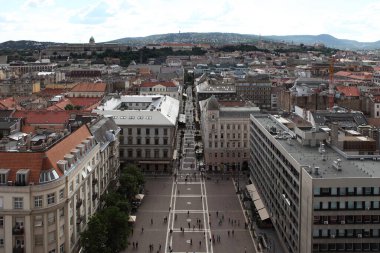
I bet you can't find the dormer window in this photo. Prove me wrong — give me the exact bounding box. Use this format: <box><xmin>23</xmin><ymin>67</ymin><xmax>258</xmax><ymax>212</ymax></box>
<box><xmin>16</xmin><ymin>169</ymin><xmax>29</xmax><ymax>186</ymax></box>
<box><xmin>39</xmin><ymin>170</ymin><xmax>59</xmax><ymax>184</ymax></box>
<box><xmin>0</xmin><ymin>169</ymin><xmax>10</xmax><ymax>185</ymax></box>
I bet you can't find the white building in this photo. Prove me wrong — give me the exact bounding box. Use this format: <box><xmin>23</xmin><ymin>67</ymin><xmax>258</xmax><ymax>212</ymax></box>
<box><xmin>93</xmin><ymin>95</ymin><xmax>179</xmax><ymax>172</ymax></box>
<box><xmin>0</xmin><ymin>117</ymin><xmax>120</xmax><ymax>253</ymax></box>
<box><xmin>139</xmin><ymin>81</ymin><xmax>180</xmax><ymax>100</ymax></box>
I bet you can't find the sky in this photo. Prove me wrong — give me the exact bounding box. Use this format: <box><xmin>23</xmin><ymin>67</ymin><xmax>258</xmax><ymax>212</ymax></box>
<box><xmin>1</xmin><ymin>0</ymin><xmax>380</xmax><ymax>43</ymax></box>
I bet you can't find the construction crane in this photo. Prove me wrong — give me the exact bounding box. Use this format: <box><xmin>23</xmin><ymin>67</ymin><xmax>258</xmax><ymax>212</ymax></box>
<box><xmin>328</xmin><ymin>56</ymin><xmax>336</xmax><ymax>110</ymax></box>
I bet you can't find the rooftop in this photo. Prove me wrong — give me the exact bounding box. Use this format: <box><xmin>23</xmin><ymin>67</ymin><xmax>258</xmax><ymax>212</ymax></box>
<box><xmin>93</xmin><ymin>95</ymin><xmax>179</xmax><ymax>126</ymax></box>
<box><xmin>253</xmin><ymin>115</ymin><xmax>380</xmax><ymax>179</ymax></box>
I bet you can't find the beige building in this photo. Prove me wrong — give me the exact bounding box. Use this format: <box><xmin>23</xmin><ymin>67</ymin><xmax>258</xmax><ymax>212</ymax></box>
<box><xmin>199</xmin><ymin>96</ymin><xmax>259</xmax><ymax>172</ymax></box>
<box><xmin>0</xmin><ymin>117</ymin><xmax>119</xmax><ymax>253</ymax></box>
<box><xmin>93</xmin><ymin>95</ymin><xmax>179</xmax><ymax>172</ymax></box>
<box><xmin>67</xmin><ymin>83</ymin><xmax>107</xmax><ymax>98</ymax></box>
<box><xmin>139</xmin><ymin>81</ymin><xmax>180</xmax><ymax>100</ymax></box>
<box><xmin>250</xmin><ymin>114</ymin><xmax>380</xmax><ymax>253</ymax></box>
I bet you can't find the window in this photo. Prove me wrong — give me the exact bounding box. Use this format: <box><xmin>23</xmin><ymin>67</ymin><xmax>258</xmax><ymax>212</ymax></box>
<box><xmin>155</xmin><ymin>128</ymin><xmax>159</xmax><ymax>135</ymax></box>
<box><xmin>0</xmin><ymin>169</ymin><xmax>9</xmax><ymax>185</ymax></box>
<box><xmin>47</xmin><ymin>193</ymin><xmax>55</xmax><ymax>205</ymax></box>
<box><xmin>34</xmin><ymin>196</ymin><xmax>43</xmax><ymax>208</ymax></box>
<box><xmin>154</xmin><ymin>149</ymin><xmax>159</xmax><ymax>158</ymax></box>
<box><xmin>48</xmin><ymin>212</ymin><xmax>55</xmax><ymax>225</ymax></box>
<box><xmin>146</xmin><ymin>138</ymin><xmax>150</xmax><ymax>145</ymax></box>
<box><xmin>163</xmin><ymin>150</ymin><xmax>168</xmax><ymax>158</ymax></box>
<box><xmin>0</xmin><ymin>217</ymin><xmax>3</xmax><ymax>228</ymax></box>
<box><xmin>48</xmin><ymin>231</ymin><xmax>56</xmax><ymax>243</ymax></box>
<box><xmin>13</xmin><ymin>197</ymin><xmax>23</xmax><ymax>209</ymax></box>
<box><xmin>34</xmin><ymin>215</ymin><xmax>43</xmax><ymax>227</ymax></box>
<box><xmin>128</xmin><ymin>128</ymin><xmax>132</xmax><ymax>135</ymax></box>
<box><xmin>137</xmin><ymin>128</ymin><xmax>141</xmax><ymax>135</ymax></box>
<box><xmin>59</xmin><ymin>189</ymin><xmax>64</xmax><ymax>200</ymax></box>
<box><xmin>59</xmin><ymin>208</ymin><xmax>64</xmax><ymax>217</ymax></box>
<box><xmin>155</xmin><ymin>138</ymin><xmax>159</xmax><ymax>145</ymax></box>
<box><xmin>146</xmin><ymin>128</ymin><xmax>150</xmax><ymax>135</ymax></box>
<box><xmin>35</xmin><ymin>235</ymin><xmax>43</xmax><ymax>246</ymax></box>
<box><xmin>145</xmin><ymin>149</ymin><xmax>151</xmax><ymax>158</ymax></box>
<box><xmin>60</xmin><ymin>244</ymin><xmax>64</xmax><ymax>253</ymax></box>
<box><xmin>163</xmin><ymin>128</ymin><xmax>168</xmax><ymax>136</ymax></box>
<box><xmin>136</xmin><ymin>149</ymin><xmax>141</xmax><ymax>158</ymax></box>
<box><xmin>16</xmin><ymin>170</ymin><xmax>28</xmax><ymax>186</ymax></box>
<box><xmin>137</xmin><ymin>138</ymin><xmax>141</xmax><ymax>145</ymax></box>
<box><xmin>163</xmin><ymin>138</ymin><xmax>168</xmax><ymax>145</ymax></box>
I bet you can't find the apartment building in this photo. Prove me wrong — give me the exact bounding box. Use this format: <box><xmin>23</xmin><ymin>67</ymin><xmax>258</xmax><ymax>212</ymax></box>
<box><xmin>250</xmin><ymin>114</ymin><xmax>380</xmax><ymax>253</ymax></box>
<box><xmin>0</xmin><ymin>117</ymin><xmax>119</xmax><ymax>253</ymax></box>
<box><xmin>235</xmin><ymin>82</ymin><xmax>272</xmax><ymax>110</ymax></box>
<box><xmin>139</xmin><ymin>81</ymin><xmax>180</xmax><ymax>100</ymax></box>
<box><xmin>93</xmin><ymin>95</ymin><xmax>179</xmax><ymax>172</ymax></box>
<box><xmin>200</xmin><ymin>96</ymin><xmax>259</xmax><ymax>171</ymax></box>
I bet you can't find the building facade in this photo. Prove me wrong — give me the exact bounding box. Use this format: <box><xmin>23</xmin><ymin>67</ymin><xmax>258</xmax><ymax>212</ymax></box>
<box><xmin>200</xmin><ymin>96</ymin><xmax>259</xmax><ymax>172</ymax></box>
<box><xmin>93</xmin><ymin>95</ymin><xmax>179</xmax><ymax>172</ymax></box>
<box><xmin>0</xmin><ymin>118</ymin><xmax>119</xmax><ymax>253</ymax></box>
<box><xmin>250</xmin><ymin>114</ymin><xmax>380</xmax><ymax>253</ymax></box>
<box><xmin>139</xmin><ymin>81</ymin><xmax>180</xmax><ymax>100</ymax></box>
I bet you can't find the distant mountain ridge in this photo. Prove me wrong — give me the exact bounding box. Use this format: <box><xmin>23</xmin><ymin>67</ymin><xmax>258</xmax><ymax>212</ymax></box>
<box><xmin>266</xmin><ymin>34</ymin><xmax>380</xmax><ymax>50</ymax></box>
<box><xmin>110</xmin><ymin>33</ymin><xmax>380</xmax><ymax>50</ymax></box>
<box><xmin>1</xmin><ymin>33</ymin><xmax>380</xmax><ymax>50</ymax></box>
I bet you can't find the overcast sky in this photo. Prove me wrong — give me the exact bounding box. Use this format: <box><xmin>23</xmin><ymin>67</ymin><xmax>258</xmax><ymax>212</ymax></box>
<box><xmin>1</xmin><ymin>0</ymin><xmax>380</xmax><ymax>43</ymax></box>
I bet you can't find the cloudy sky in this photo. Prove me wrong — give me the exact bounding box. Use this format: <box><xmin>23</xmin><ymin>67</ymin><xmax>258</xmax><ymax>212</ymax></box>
<box><xmin>1</xmin><ymin>0</ymin><xmax>380</xmax><ymax>43</ymax></box>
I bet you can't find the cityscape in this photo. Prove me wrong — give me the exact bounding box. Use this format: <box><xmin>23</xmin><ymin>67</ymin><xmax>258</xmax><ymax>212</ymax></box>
<box><xmin>2</xmin><ymin>1</ymin><xmax>380</xmax><ymax>253</ymax></box>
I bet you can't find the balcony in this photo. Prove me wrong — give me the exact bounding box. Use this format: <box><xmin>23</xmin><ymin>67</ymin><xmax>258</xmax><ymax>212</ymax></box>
<box><xmin>76</xmin><ymin>216</ymin><xmax>84</xmax><ymax>224</ymax></box>
<box><xmin>12</xmin><ymin>226</ymin><xmax>24</xmax><ymax>235</ymax></box>
<box><xmin>76</xmin><ymin>199</ymin><xmax>83</xmax><ymax>209</ymax></box>
<box><xmin>13</xmin><ymin>247</ymin><xmax>24</xmax><ymax>253</ymax></box>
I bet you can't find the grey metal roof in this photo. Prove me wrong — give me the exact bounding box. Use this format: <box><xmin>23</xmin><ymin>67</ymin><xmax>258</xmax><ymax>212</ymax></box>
<box><xmin>253</xmin><ymin>115</ymin><xmax>380</xmax><ymax>179</ymax></box>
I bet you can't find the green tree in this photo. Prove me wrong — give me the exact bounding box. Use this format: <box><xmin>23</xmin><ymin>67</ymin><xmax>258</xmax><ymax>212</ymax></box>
<box><xmin>64</xmin><ymin>104</ymin><xmax>74</xmax><ymax>110</ymax></box>
<box><xmin>123</xmin><ymin>164</ymin><xmax>145</xmax><ymax>186</ymax></box>
<box><xmin>118</xmin><ymin>173</ymin><xmax>139</xmax><ymax>200</ymax></box>
<box><xmin>100</xmin><ymin>206</ymin><xmax>131</xmax><ymax>253</ymax></box>
<box><xmin>101</xmin><ymin>191</ymin><xmax>131</xmax><ymax>214</ymax></box>
<box><xmin>80</xmin><ymin>215</ymin><xmax>110</xmax><ymax>253</ymax></box>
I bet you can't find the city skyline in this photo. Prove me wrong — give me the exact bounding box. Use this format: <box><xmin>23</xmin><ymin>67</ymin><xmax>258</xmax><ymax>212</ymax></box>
<box><xmin>1</xmin><ymin>0</ymin><xmax>380</xmax><ymax>43</ymax></box>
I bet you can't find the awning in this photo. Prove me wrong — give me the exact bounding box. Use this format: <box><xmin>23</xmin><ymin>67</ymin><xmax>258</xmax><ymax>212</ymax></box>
<box><xmin>254</xmin><ymin>199</ymin><xmax>265</xmax><ymax>210</ymax></box>
<box><xmin>135</xmin><ymin>194</ymin><xmax>144</xmax><ymax>200</ymax></box>
<box><xmin>258</xmin><ymin>208</ymin><xmax>270</xmax><ymax>220</ymax></box>
<box><xmin>173</xmin><ymin>150</ymin><xmax>178</xmax><ymax>160</ymax></box>
<box><xmin>129</xmin><ymin>216</ymin><xmax>136</xmax><ymax>222</ymax></box>
<box><xmin>247</xmin><ymin>183</ymin><xmax>270</xmax><ymax>221</ymax></box>
<box><xmin>81</xmin><ymin>170</ymin><xmax>87</xmax><ymax>179</ymax></box>
<box><xmin>86</xmin><ymin>165</ymin><xmax>93</xmax><ymax>173</ymax></box>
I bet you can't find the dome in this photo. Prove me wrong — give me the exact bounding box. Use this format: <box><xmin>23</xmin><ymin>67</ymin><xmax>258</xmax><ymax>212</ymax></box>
<box><xmin>89</xmin><ymin>36</ymin><xmax>95</xmax><ymax>44</ymax></box>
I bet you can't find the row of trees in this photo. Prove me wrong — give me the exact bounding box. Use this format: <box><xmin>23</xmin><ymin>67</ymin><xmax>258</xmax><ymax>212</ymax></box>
<box><xmin>80</xmin><ymin>165</ymin><xmax>145</xmax><ymax>253</ymax></box>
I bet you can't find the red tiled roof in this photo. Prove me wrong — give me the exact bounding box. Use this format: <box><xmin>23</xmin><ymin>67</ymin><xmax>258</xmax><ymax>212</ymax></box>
<box><xmin>69</xmin><ymin>97</ymin><xmax>102</xmax><ymax>107</ymax></box>
<box><xmin>0</xmin><ymin>125</ymin><xmax>91</xmax><ymax>184</ymax></box>
<box><xmin>140</xmin><ymin>81</ymin><xmax>176</xmax><ymax>88</ymax></box>
<box><xmin>13</xmin><ymin>110</ymin><xmax>71</xmax><ymax>125</ymax></box>
<box><xmin>336</xmin><ymin>86</ymin><xmax>360</xmax><ymax>97</ymax></box>
<box><xmin>0</xmin><ymin>97</ymin><xmax>17</xmax><ymax>109</ymax></box>
<box><xmin>70</xmin><ymin>82</ymin><xmax>107</xmax><ymax>92</ymax></box>
<box><xmin>46</xmin><ymin>99</ymin><xmax>71</xmax><ymax>111</ymax></box>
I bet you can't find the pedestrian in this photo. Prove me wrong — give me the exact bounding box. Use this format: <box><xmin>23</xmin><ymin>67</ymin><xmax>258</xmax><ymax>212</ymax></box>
<box><xmin>245</xmin><ymin>246</ymin><xmax>247</xmax><ymax>253</ymax></box>
<box><xmin>190</xmin><ymin>238</ymin><xmax>193</xmax><ymax>245</ymax></box>
<box><xmin>151</xmin><ymin>218</ymin><xmax>153</xmax><ymax>225</ymax></box>
<box><xmin>131</xmin><ymin>228</ymin><xmax>134</xmax><ymax>235</ymax></box>
<box><xmin>136</xmin><ymin>242</ymin><xmax>139</xmax><ymax>248</ymax></box>
<box><xmin>177</xmin><ymin>189</ymin><xmax>180</xmax><ymax>194</ymax></box>
<box><xmin>199</xmin><ymin>241</ymin><xmax>202</xmax><ymax>246</ymax></box>
<box><xmin>188</xmin><ymin>222</ymin><xmax>191</xmax><ymax>229</ymax></box>
<box><xmin>232</xmin><ymin>229</ymin><xmax>234</xmax><ymax>236</ymax></box>
<box><xmin>228</xmin><ymin>230</ymin><xmax>230</xmax><ymax>237</ymax></box>
<box><xmin>169</xmin><ymin>206</ymin><xmax>171</xmax><ymax>212</ymax></box>
<box><xmin>187</xmin><ymin>210</ymin><xmax>190</xmax><ymax>216</ymax></box>
<box><xmin>216</xmin><ymin>211</ymin><xmax>219</xmax><ymax>217</ymax></box>
<box><xmin>132</xmin><ymin>242</ymin><xmax>135</xmax><ymax>248</ymax></box>
<box><xmin>193</xmin><ymin>225</ymin><xmax>195</xmax><ymax>231</ymax></box>
<box><xmin>159</xmin><ymin>244</ymin><xmax>161</xmax><ymax>250</ymax></box>
<box><xmin>141</xmin><ymin>227</ymin><xmax>144</xmax><ymax>233</ymax></box>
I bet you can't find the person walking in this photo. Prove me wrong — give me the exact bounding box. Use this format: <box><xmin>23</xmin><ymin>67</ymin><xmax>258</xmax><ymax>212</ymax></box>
<box><xmin>141</xmin><ymin>226</ymin><xmax>144</xmax><ymax>233</ymax></box>
<box><xmin>151</xmin><ymin>218</ymin><xmax>153</xmax><ymax>225</ymax></box>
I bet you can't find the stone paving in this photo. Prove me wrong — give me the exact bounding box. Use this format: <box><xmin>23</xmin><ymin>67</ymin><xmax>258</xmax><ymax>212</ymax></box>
<box><xmin>123</xmin><ymin>86</ymin><xmax>257</xmax><ymax>253</ymax></box>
